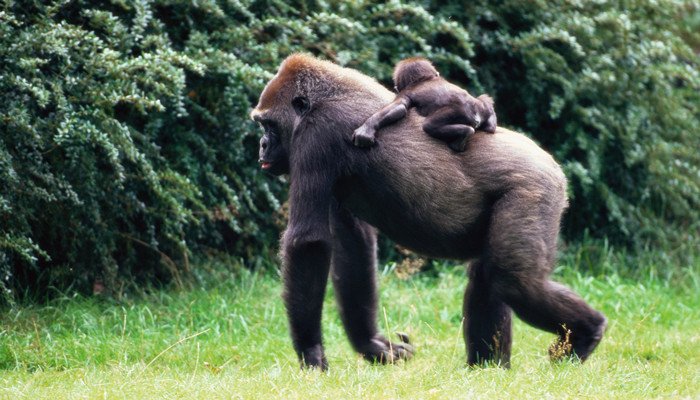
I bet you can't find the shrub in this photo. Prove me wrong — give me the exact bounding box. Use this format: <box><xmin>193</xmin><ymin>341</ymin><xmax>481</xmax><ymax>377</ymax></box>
<box><xmin>0</xmin><ymin>0</ymin><xmax>277</xmax><ymax>299</ymax></box>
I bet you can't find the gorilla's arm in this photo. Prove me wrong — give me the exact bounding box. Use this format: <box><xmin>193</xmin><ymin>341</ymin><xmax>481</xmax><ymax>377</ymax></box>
<box><xmin>352</xmin><ymin>95</ymin><xmax>411</xmax><ymax>147</ymax></box>
<box><xmin>280</xmin><ymin>111</ymin><xmax>340</xmax><ymax>369</ymax></box>
<box><xmin>281</xmin><ymin>167</ymin><xmax>334</xmax><ymax>370</ymax></box>
<box><xmin>329</xmin><ymin>204</ymin><xmax>413</xmax><ymax>364</ymax></box>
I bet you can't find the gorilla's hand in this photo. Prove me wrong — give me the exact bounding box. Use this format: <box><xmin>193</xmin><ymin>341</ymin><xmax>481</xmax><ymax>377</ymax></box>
<box><xmin>359</xmin><ymin>333</ymin><xmax>413</xmax><ymax>364</ymax></box>
<box><xmin>300</xmin><ymin>344</ymin><xmax>329</xmax><ymax>370</ymax></box>
<box><xmin>352</xmin><ymin>123</ymin><xmax>377</xmax><ymax>148</ymax></box>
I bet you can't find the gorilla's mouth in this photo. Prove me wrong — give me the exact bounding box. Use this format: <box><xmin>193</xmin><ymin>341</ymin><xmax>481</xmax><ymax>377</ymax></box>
<box><xmin>259</xmin><ymin>158</ymin><xmax>287</xmax><ymax>177</ymax></box>
<box><xmin>259</xmin><ymin>159</ymin><xmax>275</xmax><ymax>171</ymax></box>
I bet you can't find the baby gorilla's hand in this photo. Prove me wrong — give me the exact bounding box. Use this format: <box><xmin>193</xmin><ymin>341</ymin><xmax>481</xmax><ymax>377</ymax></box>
<box><xmin>352</xmin><ymin>124</ymin><xmax>377</xmax><ymax>148</ymax></box>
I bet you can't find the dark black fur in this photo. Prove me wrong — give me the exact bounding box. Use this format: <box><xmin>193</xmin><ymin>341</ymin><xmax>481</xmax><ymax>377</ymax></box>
<box><xmin>252</xmin><ymin>54</ymin><xmax>607</xmax><ymax>370</ymax></box>
<box><xmin>352</xmin><ymin>57</ymin><xmax>497</xmax><ymax>152</ymax></box>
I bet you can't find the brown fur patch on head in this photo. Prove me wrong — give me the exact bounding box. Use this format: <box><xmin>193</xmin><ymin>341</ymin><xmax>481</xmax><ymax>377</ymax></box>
<box><xmin>393</xmin><ymin>57</ymin><xmax>439</xmax><ymax>92</ymax></box>
<box><xmin>254</xmin><ymin>54</ymin><xmax>315</xmax><ymax>112</ymax></box>
<box><xmin>254</xmin><ymin>53</ymin><xmax>390</xmax><ymax>113</ymax></box>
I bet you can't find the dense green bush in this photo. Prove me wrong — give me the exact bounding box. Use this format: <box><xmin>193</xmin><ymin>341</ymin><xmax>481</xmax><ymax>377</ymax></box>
<box><xmin>0</xmin><ymin>0</ymin><xmax>274</xmax><ymax>299</ymax></box>
<box><xmin>1</xmin><ymin>0</ymin><xmax>698</xmax><ymax>301</ymax></box>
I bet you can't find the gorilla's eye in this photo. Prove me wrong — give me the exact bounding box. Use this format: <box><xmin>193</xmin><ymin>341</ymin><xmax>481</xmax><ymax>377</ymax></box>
<box><xmin>259</xmin><ymin>119</ymin><xmax>278</xmax><ymax>134</ymax></box>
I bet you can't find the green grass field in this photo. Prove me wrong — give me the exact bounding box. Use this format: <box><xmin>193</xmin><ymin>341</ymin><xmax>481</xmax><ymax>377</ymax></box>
<box><xmin>1</xmin><ymin>252</ymin><xmax>698</xmax><ymax>399</ymax></box>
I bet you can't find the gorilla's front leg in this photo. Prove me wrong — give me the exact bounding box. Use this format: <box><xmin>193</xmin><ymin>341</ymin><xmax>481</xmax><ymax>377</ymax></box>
<box><xmin>282</xmin><ymin>238</ymin><xmax>332</xmax><ymax>370</ymax></box>
<box><xmin>329</xmin><ymin>205</ymin><xmax>414</xmax><ymax>364</ymax></box>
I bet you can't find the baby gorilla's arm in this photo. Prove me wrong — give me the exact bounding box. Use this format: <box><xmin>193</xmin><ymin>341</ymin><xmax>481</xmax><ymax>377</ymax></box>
<box><xmin>352</xmin><ymin>96</ymin><xmax>411</xmax><ymax>148</ymax></box>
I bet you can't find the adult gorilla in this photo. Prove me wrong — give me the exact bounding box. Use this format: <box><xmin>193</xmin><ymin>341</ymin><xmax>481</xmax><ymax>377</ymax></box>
<box><xmin>251</xmin><ymin>54</ymin><xmax>606</xmax><ymax>370</ymax></box>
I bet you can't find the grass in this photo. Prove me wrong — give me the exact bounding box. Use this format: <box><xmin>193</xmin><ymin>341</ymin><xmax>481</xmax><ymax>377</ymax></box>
<box><xmin>1</xmin><ymin>250</ymin><xmax>699</xmax><ymax>399</ymax></box>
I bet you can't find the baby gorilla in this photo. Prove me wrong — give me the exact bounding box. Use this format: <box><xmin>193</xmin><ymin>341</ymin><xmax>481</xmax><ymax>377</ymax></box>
<box><xmin>353</xmin><ymin>57</ymin><xmax>497</xmax><ymax>152</ymax></box>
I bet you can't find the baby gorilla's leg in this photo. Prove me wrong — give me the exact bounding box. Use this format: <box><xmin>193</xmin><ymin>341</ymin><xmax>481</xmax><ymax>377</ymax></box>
<box><xmin>423</xmin><ymin>122</ymin><xmax>475</xmax><ymax>151</ymax></box>
<box><xmin>422</xmin><ymin>108</ymin><xmax>476</xmax><ymax>152</ymax></box>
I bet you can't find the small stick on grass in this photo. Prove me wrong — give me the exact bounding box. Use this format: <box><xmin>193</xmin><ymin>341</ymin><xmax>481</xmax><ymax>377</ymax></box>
<box><xmin>191</xmin><ymin>342</ymin><xmax>200</xmax><ymax>384</ymax></box>
<box><xmin>383</xmin><ymin>307</ymin><xmax>392</xmax><ymax>363</ymax></box>
<box><xmin>144</xmin><ymin>329</ymin><xmax>210</xmax><ymax>371</ymax></box>
<box><xmin>451</xmin><ymin>317</ymin><xmax>465</xmax><ymax>363</ymax></box>
<box><xmin>32</xmin><ymin>319</ymin><xmax>43</xmax><ymax>359</ymax></box>
<box><xmin>120</xmin><ymin>329</ymin><xmax>210</xmax><ymax>390</ymax></box>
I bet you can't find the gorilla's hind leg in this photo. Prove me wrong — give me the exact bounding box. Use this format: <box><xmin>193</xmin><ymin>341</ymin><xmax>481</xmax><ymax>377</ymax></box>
<box><xmin>463</xmin><ymin>261</ymin><xmax>513</xmax><ymax>368</ymax></box>
<box><xmin>487</xmin><ymin>190</ymin><xmax>607</xmax><ymax>364</ymax></box>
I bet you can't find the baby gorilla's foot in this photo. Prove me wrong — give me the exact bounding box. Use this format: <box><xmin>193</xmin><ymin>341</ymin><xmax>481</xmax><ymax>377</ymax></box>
<box><xmin>448</xmin><ymin>134</ymin><xmax>473</xmax><ymax>152</ymax></box>
<box><xmin>447</xmin><ymin>126</ymin><xmax>475</xmax><ymax>152</ymax></box>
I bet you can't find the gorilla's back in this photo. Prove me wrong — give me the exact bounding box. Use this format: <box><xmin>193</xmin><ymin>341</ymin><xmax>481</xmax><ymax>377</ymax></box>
<box><xmin>336</xmin><ymin>115</ymin><xmax>567</xmax><ymax>260</ymax></box>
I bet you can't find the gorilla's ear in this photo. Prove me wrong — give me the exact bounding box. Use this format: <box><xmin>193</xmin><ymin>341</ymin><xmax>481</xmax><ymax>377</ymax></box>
<box><xmin>292</xmin><ymin>96</ymin><xmax>310</xmax><ymax>117</ymax></box>
<box><xmin>292</xmin><ymin>96</ymin><xmax>311</xmax><ymax>117</ymax></box>
<box><xmin>290</xmin><ymin>96</ymin><xmax>312</xmax><ymax>139</ymax></box>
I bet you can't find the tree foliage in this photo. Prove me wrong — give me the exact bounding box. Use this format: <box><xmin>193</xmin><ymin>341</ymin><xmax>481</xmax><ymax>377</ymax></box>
<box><xmin>1</xmin><ymin>0</ymin><xmax>272</xmax><ymax>299</ymax></box>
<box><xmin>1</xmin><ymin>0</ymin><xmax>697</xmax><ymax>301</ymax></box>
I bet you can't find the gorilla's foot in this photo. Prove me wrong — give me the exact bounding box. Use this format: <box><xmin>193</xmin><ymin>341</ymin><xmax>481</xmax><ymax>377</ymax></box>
<box><xmin>573</xmin><ymin>315</ymin><xmax>607</xmax><ymax>363</ymax></box>
<box><xmin>299</xmin><ymin>344</ymin><xmax>329</xmax><ymax>371</ymax></box>
<box><xmin>360</xmin><ymin>333</ymin><xmax>414</xmax><ymax>364</ymax></box>
<box><xmin>550</xmin><ymin>315</ymin><xmax>607</xmax><ymax>363</ymax></box>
